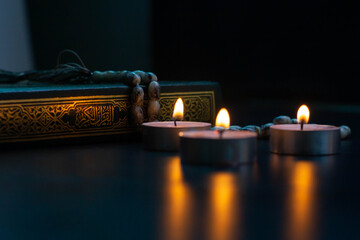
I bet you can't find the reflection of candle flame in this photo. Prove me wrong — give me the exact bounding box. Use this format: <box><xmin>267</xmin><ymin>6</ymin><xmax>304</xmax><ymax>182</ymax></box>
<box><xmin>161</xmin><ymin>156</ymin><xmax>193</xmax><ymax>240</ymax></box>
<box><xmin>173</xmin><ymin>98</ymin><xmax>184</xmax><ymax>120</ymax></box>
<box><xmin>297</xmin><ymin>105</ymin><xmax>310</xmax><ymax>124</ymax></box>
<box><xmin>285</xmin><ymin>161</ymin><xmax>318</xmax><ymax>240</ymax></box>
<box><xmin>215</xmin><ymin>108</ymin><xmax>230</xmax><ymax>129</ymax></box>
<box><xmin>206</xmin><ymin>173</ymin><xmax>239</xmax><ymax>240</ymax></box>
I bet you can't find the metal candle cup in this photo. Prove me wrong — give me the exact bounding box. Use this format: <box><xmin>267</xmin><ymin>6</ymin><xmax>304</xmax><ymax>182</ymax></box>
<box><xmin>270</xmin><ymin>124</ymin><xmax>340</xmax><ymax>155</ymax></box>
<box><xmin>180</xmin><ymin>130</ymin><xmax>257</xmax><ymax>167</ymax></box>
<box><xmin>142</xmin><ymin>121</ymin><xmax>211</xmax><ymax>151</ymax></box>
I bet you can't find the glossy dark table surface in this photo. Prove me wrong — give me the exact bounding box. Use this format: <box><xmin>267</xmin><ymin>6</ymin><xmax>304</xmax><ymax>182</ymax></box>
<box><xmin>1</xmin><ymin>100</ymin><xmax>360</xmax><ymax>240</ymax></box>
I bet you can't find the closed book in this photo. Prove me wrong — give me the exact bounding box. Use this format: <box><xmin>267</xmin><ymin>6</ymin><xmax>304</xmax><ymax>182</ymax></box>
<box><xmin>0</xmin><ymin>81</ymin><xmax>221</xmax><ymax>143</ymax></box>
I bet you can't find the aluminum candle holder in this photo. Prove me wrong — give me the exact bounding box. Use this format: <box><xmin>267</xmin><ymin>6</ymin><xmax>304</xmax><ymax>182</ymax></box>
<box><xmin>270</xmin><ymin>124</ymin><xmax>340</xmax><ymax>155</ymax></box>
<box><xmin>180</xmin><ymin>130</ymin><xmax>257</xmax><ymax>167</ymax></box>
<box><xmin>142</xmin><ymin>121</ymin><xmax>211</xmax><ymax>151</ymax></box>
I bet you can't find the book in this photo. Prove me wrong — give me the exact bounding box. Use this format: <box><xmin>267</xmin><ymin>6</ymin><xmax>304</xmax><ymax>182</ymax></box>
<box><xmin>0</xmin><ymin>81</ymin><xmax>221</xmax><ymax>143</ymax></box>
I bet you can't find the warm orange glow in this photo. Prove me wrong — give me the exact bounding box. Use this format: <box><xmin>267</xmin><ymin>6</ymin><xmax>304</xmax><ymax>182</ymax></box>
<box><xmin>285</xmin><ymin>160</ymin><xmax>318</xmax><ymax>240</ymax></box>
<box><xmin>172</xmin><ymin>98</ymin><xmax>184</xmax><ymax>120</ymax></box>
<box><xmin>167</xmin><ymin>156</ymin><xmax>183</xmax><ymax>182</ymax></box>
<box><xmin>206</xmin><ymin>173</ymin><xmax>239</xmax><ymax>240</ymax></box>
<box><xmin>297</xmin><ymin>105</ymin><xmax>310</xmax><ymax>124</ymax></box>
<box><xmin>215</xmin><ymin>108</ymin><xmax>230</xmax><ymax>129</ymax></box>
<box><xmin>161</xmin><ymin>157</ymin><xmax>194</xmax><ymax>240</ymax></box>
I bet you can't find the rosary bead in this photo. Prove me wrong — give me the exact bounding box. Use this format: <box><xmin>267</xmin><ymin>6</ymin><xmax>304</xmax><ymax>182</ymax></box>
<box><xmin>273</xmin><ymin>115</ymin><xmax>292</xmax><ymax>124</ymax></box>
<box><xmin>148</xmin><ymin>81</ymin><xmax>160</xmax><ymax>100</ymax></box>
<box><xmin>116</xmin><ymin>70</ymin><xmax>140</xmax><ymax>86</ymax></box>
<box><xmin>131</xmin><ymin>106</ymin><xmax>144</xmax><ymax>126</ymax></box>
<box><xmin>340</xmin><ymin>125</ymin><xmax>351</xmax><ymax>139</ymax></box>
<box><xmin>147</xmin><ymin>72</ymin><xmax>158</xmax><ymax>82</ymax></box>
<box><xmin>133</xmin><ymin>70</ymin><xmax>158</xmax><ymax>85</ymax></box>
<box><xmin>291</xmin><ymin>118</ymin><xmax>298</xmax><ymax>124</ymax></box>
<box><xmin>133</xmin><ymin>70</ymin><xmax>146</xmax><ymax>80</ymax></box>
<box><xmin>242</xmin><ymin>125</ymin><xmax>261</xmax><ymax>136</ymax></box>
<box><xmin>131</xmin><ymin>85</ymin><xmax>144</xmax><ymax>106</ymax></box>
<box><xmin>147</xmin><ymin>99</ymin><xmax>161</xmax><ymax>122</ymax></box>
<box><xmin>92</xmin><ymin>71</ymin><xmax>106</xmax><ymax>81</ymax></box>
<box><xmin>260</xmin><ymin>123</ymin><xmax>273</xmax><ymax>138</ymax></box>
<box><xmin>229</xmin><ymin>125</ymin><xmax>242</xmax><ymax>131</ymax></box>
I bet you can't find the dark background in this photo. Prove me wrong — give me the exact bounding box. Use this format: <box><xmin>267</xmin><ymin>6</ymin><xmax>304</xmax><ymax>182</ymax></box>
<box><xmin>2</xmin><ymin>2</ymin><xmax>360</xmax><ymax>239</ymax></box>
<box><xmin>26</xmin><ymin>0</ymin><xmax>360</xmax><ymax>105</ymax></box>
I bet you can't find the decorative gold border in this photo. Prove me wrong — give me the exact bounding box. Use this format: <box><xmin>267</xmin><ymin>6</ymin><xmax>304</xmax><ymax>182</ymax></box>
<box><xmin>159</xmin><ymin>91</ymin><xmax>216</xmax><ymax>124</ymax></box>
<box><xmin>0</xmin><ymin>91</ymin><xmax>215</xmax><ymax>143</ymax></box>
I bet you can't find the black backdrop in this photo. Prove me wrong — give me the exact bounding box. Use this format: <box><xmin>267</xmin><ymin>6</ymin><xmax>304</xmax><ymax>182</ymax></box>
<box><xmin>27</xmin><ymin>0</ymin><xmax>360</xmax><ymax>105</ymax></box>
<box><xmin>153</xmin><ymin>1</ymin><xmax>360</xmax><ymax>105</ymax></box>
<box><xmin>27</xmin><ymin>0</ymin><xmax>152</xmax><ymax>71</ymax></box>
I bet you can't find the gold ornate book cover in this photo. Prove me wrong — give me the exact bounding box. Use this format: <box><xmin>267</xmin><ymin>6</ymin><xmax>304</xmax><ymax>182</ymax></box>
<box><xmin>0</xmin><ymin>81</ymin><xmax>221</xmax><ymax>143</ymax></box>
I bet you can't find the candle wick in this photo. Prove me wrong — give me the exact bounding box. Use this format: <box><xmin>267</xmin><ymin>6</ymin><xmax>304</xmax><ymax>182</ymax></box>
<box><xmin>174</xmin><ymin>119</ymin><xmax>177</xmax><ymax>127</ymax></box>
<box><xmin>219</xmin><ymin>129</ymin><xmax>225</xmax><ymax>139</ymax></box>
<box><xmin>300</xmin><ymin>121</ymin><xmax>304</xmax><ymax>130</ymax></box>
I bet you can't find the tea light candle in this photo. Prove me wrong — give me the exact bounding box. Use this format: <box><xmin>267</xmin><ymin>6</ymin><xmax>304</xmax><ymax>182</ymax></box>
<box><xmin>142</xmin><ymin>98</ymin><xmax>211</xmax><ymax>151</ymax></box>
<box><xmin>270</xmin><ymin>105</ymin><xmax>341</xmax><ymax>155</ymax></box>
<box><xmin>180</xmin><ymin>108</ymin><xmax>257</xmax><ymax>167</ymax></box>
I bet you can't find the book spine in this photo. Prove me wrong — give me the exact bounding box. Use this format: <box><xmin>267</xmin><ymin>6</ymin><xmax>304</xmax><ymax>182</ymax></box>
<box><xmin>0</xmin><ymin>90</ymin><xmax>216</xmax><ymax>143</ymax></box>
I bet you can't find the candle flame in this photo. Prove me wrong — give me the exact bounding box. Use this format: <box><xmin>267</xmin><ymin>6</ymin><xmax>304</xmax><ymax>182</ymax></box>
<box><xmin>215</xmin><ymin>108</ymin><xmax>230</xmax><ymax>129</ymax></box>
<box><xmin>297</xmin><ymin>105</ymin><xmax>310</xmax><ymax>124</ymax></box>
<box><xmin>173</xmin><ymin>98</ymin><xmax>184</xmax><ymax>120</ymax></box>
